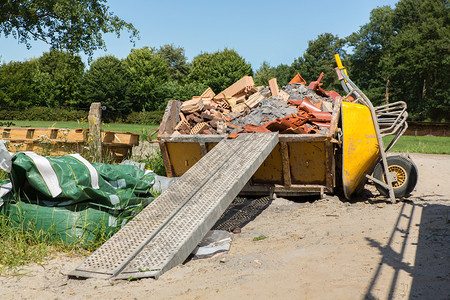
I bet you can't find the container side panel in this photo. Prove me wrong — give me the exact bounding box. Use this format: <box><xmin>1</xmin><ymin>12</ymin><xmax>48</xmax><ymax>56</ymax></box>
<box><xmin>166</xmin><ymin>143</ymin><xmax>202</xmax><ymax>177</ymax></box>
<box><xmin>252</xmin><ymin>144</ymin><xmax>283</xmax><ymax>184</ymax></box>
<box><xmin>206</xmin><ymin>143</ymin><xmax>219</xmax><ymax>152</ymax></box>
<box><xmin>289</xmin><ymin>141</ymin><xmax>326</xmax><ymax>184</ymax></box>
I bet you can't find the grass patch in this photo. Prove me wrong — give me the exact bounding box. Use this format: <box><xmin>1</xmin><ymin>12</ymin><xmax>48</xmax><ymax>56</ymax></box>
<box><xmin>383</xmin><ymin>135</ymin><xmax>450</xmax><ymax>154</ymax></box>
<box><xmin>0</xmin><ymin>198</ymin><xmax>145</xmax><ymax>276</ymax></box>
<box><xmin>0</xmin><ymin>213</ymin><xmax>82</xmax><ymax>276</ymax></box>
<box><xmin>131</xmin><ymin>148</ymin><xmax>166</xmax><ymax>177</ymax></box>
<box><xmin>253</xmin><ymin>235</ymin><xmax>268</xmax><ymax>241</ymax></box>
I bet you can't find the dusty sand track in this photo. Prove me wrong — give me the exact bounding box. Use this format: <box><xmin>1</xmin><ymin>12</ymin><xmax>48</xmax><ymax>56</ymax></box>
<box><xmin>1</xmin><ymin>153</ymin><xmax>449</xmax><ymax>300</ymax></box>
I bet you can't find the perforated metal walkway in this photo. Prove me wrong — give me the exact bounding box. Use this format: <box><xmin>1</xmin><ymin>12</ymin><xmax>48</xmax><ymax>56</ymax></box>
<box><xmin>69</xmin><ymin>133</ymin><xmax>278</xmax><ymax>280</ymax></box>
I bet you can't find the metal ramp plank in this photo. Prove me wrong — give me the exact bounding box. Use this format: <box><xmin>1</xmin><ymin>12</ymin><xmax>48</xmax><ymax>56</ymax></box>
<box><xmin>69</xmin><ymin>136</ymin><xmax>248</xmax><ymax>278</ymax></box>
<box><xmin>116</xmin><ymin>133</ymin><xmax>278</xmax><ymax>279</ymax></box>
<box><xmin>69</xmin><ymin>133</ymin><xmax>278</xmax><ymax>279</ymax></box>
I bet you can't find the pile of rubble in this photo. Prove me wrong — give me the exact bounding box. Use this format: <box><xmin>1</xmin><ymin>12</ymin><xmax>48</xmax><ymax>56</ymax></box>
<box><xmin>173</xmin><ymin>72</ymin><xmax>341</xmax><ymax>136</ymax></box>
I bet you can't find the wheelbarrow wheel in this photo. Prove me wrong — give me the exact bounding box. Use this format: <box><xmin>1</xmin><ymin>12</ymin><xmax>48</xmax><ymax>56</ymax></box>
<box><xmin>373</xmin><ymin>155</ymin><xmax>418</xmax><ymax>198</ymax></box>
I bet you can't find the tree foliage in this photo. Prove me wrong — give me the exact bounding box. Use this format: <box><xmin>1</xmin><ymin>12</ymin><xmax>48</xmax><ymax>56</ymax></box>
<box><xmin>0</xmin><ymin>0</ymin><xmax>139</xmax><ymax>57</ymax></box>
<box><xmin>347</xmin><ymin>6</ymin><xmax>394</xmax><ymax>105</ymax></box>
<box><xmin>274</xmin><ymin>64</ymin><xmax>295</xmax><ymax>87</ymax></box>
<box><xmin>0</xmin><ymin>0</ymin><xmax>448</xmax><ymax>122</ymax></box>
<box><xmin>188</xmin><ymin>49</ymin><xmax>252</xmax><ymax>93</ymax></box>
<box><xmin>123</xmin><ymin>47</ymin><xmax>168</xmax><ymax>112</ymax></box>
<box><xmin>34</xmin><ymin>50</ymin><xmax>84</xmax><ymax>108</ymax></box>
<box><xmin>0</xmin><ymin>59</ymin><xmax>38</xmax><ymax>108</ymax></box>
<box><xmin>82</xmin><ymin>55</ymin><xmax>129</xmax><ymax>119</ymax></box>
<box><xmin>348</xmin><ymin>0</ymin><xmax>449</xmax><ymax>120</ymax></box>
<box><xmin>157</xmin><ymin>44</ymin><xmax>190</xmax><ymax>83</ymax></box>
<box><xmin>292</xmin><ymin>33</ymin><xmax>347</xmax><ymax>90</ymax></box>
<box><xmin>254</xmin><ymin>61</ymin><xmax>275</xmax><ymax>86</ymax></box>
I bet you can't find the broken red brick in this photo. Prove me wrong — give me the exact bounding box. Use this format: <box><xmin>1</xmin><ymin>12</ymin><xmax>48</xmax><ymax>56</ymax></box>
<box><xmin>200</xmin><ymin>111</ymin><xmax>214</xmax><ymax>120</ymax></box>
<box><xmin>193</xmin><ymin>116</ymin><xmax>203</xmax><ymax>123</ymax></box>
<box><xmin>209</xmin><ymin>120</ymin><xmax>218</xmax><ymax>128</ymax></box>
<box><xmin>225</xmin><ymin>122</ymin><xmax>244</xmax><ymax>130</ymax></box>
<box><xmin>214</xmin><ymin>76</ymin><xmax>254</xmax><ymax>101</ymax></box>
<box><xmin>281</xmin><ymin>127</ymin><xmax>305</xmax><ymax>134</ymax></box>
<box><xmin>244</xmin><ymin>124</ymin><xmax>271</xmax><ymax>133</ymax></box>
<box><xmin>200</xmin><ymin>87</ymin><xmax>216</xmax><ymax>99</ymax></box>
<box><xmin>299</xmin><ymin>97</ymin><xmax>321</xmax><ymax>113</ymax></box>
<box><xmin>309</xmin><ymin>111</ymin><xmax>332</xmax><ymax>122</ymax></box>
<box><xmin>289</xmin><ymin>73</ymin><xmax>307</xmax><ymax>85</ymax></box>
<box><xmin>308</xmin><ymin>72</ymin><xmax>324</xmax><ymax>90</ymax></box>
<box><xmin>265</xmin><ymin>120</ymin><xmax>290</xmax><ymax>132</ymax></box>
<box><xmin>227</xmin><ymin>133</ymin><xmax>239</xmax><ymax>139</ymax></box>
<box><xmin>312</xmin><ymin>122</ymin><xmax>331</xmax><ymax>128</ymax></box>
<box><xmin>190</xmin><ymin>122</ymin><xmax>210</xmax><ymax>134</ymax></box>
<box><xmin>287</xmin><ymin>100</ymin><xmax>303</xmax><ymax>106</ymax></box>
<box><xmin>185</xmin><ymin>114</ymin><xmax>195</xmax><ymax>121</ymax></box>
<box><xmin>181</xmin><ymin>98</ymin><xmax>204</xmax><ymax>113</ymax></box>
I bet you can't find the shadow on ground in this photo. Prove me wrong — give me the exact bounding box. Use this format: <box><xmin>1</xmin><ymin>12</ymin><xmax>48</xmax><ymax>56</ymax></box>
<box><xmin>364</xmin><ymin>198</ymin><xmax>449</xmax><ymax>299</ymax></box>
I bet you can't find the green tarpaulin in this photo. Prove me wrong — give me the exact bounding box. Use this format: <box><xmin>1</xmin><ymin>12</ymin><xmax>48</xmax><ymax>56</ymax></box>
<box><xmin>0</xmin><ymin>152</ymin><xmax>155</xmax><ymax>245</ymax></box>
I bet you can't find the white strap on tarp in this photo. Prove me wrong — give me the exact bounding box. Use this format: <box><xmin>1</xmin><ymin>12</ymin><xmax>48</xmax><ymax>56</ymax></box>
<box><xmin>24</xmin><ymin>152</ymin><xmax>62</xmax><ymax>198</ymax></box>
<box><xmin>0</xmin><ymin>182</ymin><xmax>12</xmax><ymax>198</ymax></box>
<box><xmin>68</xmin><ymin>154</ymin><xmax>100</xmax><ymax>189</ymax></box>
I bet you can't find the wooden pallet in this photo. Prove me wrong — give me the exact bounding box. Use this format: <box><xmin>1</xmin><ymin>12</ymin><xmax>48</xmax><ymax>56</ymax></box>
<box><xmin>0</xmin><ymin>127</ymin><xmax>140</xmax><ymax>160</ymax></box>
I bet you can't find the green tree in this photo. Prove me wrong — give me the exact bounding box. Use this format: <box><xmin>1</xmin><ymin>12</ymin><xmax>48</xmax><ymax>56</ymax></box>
<box><xmin>187</xmin><ymin>52</ymin><xmax>213</xmax><ymax>83</ymax></box>
<box><xmin>123</xmin><ymin>47</ymin><xmax>169</xmax><ymax>111</ymax></box>
<box><xmin>0</xmin><ymin>59</ymin><xmax>38</xmax><ymax>108</ymax></box>
<box><xmin>254</xmin><ymin>61</ymin><xmax>275</xmax><ymax>86</ymax></box>
<box><xmin>82</xmin><ymin>55</ymin><xmax>130</xmax><ymax>120</ymax></box>
<box><xmin>156</xmin><ymin>80</ymin><xmax>208</xmax><ymax>109</ymax></box>
<box><xmin>382</xmin><ymin>0</ymin><xmax>449</xmax><ymax>120</ymax></box>
<box><xmin>274</xmin><ymin>64</ymin><xmax>294</xmax><ymax>87</ymax></box>
<box><xmin>292</xmin><ymin>33</ymin><xmax>347</xmax><ymax>89</ymax></box>
<box><xmin>157</xmin><ymin>44</ymin><xmax>190</xmax><ymax>83</ymax></box>
<box><xmin>348</xmin><ymin>0</ymin><xmax>449</xmax><ymax>120</ymax></box>
<box><xmin>0</xmin><ymin>0</ymin><xmax>138</xmax><ymax>58</ymax></box>
<box><xmin>347</xmin><ymin>6</ymin><xmax>395</xmax><ymax>105</ymax></box>
<box><xmin>33</xmin><ymin>50</ymin><xmax>84</xmax><ymax>108</ymax></box>
<box><xmin>188</xmin><ymin>49</ymin><xmax>252</xmax><ymax>93</ymax></box>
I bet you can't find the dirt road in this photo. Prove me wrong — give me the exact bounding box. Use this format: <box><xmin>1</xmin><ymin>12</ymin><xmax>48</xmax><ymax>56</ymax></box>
<box><xmin>1</xmin><ymin>153</ymin><xmax>449</xmax><ymax>299</ymax></box>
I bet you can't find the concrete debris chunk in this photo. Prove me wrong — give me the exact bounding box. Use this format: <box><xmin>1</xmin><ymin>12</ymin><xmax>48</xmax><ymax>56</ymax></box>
<box><xmin>238</xmin><ymin>98</ymin><xmax>298</xmax><ymax>128</ymax></box>
<box><xmin>278</xmin><ymin>90</ymin><xmax>290</xmax><ymax>101</ymax></box>
<box><xmin>181</xmin><ymin>98</ymin><xmax>204</xmax><ymax>114</ymax></box>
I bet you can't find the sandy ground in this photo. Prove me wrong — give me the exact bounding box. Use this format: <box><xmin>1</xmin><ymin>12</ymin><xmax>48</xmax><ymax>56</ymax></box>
<box><xmin>0</xmin><ymin>153</ymin><xmax>449</xmax><ymax>300</ymax></box>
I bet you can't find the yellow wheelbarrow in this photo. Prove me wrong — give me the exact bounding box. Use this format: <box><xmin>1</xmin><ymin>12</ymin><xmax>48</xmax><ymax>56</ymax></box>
<box><xmin>335</xmin><ymin>54</ymin><xmax>418</xmax><ymax>203</ymax></box>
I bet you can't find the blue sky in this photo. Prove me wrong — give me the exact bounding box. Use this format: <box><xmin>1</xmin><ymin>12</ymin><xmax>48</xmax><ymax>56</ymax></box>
<box><xmin>0</xmin><ymin>0</ymin><xmax>399</xmax><ymax>69</ymax></box>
